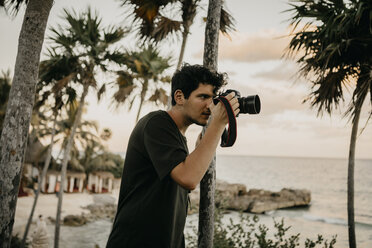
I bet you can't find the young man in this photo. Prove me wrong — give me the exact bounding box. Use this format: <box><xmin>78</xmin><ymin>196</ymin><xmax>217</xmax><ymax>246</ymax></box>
<box><xmin>106</xmin><ymin>64</ymin><xmax>239</xmax><ymax>248</ymax></box>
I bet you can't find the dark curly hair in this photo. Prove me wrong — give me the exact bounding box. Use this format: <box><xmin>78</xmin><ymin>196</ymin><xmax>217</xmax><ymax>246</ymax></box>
<box><xmin>171</xmin><ymin>64</ymin><xmax>227</xmax><ymax>105</ymax></box>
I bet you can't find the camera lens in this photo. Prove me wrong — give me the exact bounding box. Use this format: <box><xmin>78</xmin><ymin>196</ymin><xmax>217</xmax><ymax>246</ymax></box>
<box><xmin>239</xmin><ymin>95</ymin><xmax>260</xmax><ymax>114</ymax></box>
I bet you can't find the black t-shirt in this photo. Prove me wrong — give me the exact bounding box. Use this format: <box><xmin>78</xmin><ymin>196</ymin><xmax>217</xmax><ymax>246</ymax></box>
<box><xmin>106</xmin><ymin>110</ymin><xmax>189</xmax><ymax>248</ymax></box>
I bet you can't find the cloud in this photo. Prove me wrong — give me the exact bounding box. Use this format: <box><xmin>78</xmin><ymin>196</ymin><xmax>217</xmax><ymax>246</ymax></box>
<box><xmin>192</xmin><ymin>30</ymin><xmax>292</xmax><ymax>63</ymax></box>
<box><xmin>252</xmin><ymin>61</ymin><xmax>300</xmax><ymax>82</ymax></box>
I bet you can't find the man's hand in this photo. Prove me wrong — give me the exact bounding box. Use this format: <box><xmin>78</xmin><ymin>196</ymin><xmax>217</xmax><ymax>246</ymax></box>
<box><xmin>209</xmin><ymin>92</ymin><xmax>240</xmax><ymax>128</ymax></box>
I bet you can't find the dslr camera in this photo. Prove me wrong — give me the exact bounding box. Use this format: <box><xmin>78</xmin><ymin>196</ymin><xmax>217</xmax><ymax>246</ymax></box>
<box><xmin>218</xmin><ymin>89</ymin><xmax>260</xmax><ymax>115</ymax></box>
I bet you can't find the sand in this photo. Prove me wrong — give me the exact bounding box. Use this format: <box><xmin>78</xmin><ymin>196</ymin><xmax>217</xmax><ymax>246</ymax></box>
<box><xmin>13</xmin><ymin>189</ymin><xmax>119</xmax><ymax>236</ymax></box>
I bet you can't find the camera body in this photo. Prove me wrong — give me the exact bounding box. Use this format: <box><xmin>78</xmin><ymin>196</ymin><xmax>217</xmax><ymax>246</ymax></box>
<box><xmin>218</xmin><ymin>89</ymin><xmax>261</xmax><ymax>115</ymax></box>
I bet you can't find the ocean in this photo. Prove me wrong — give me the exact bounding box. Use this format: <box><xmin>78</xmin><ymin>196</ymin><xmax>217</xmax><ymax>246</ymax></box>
<box><xmin>52</xmin><ymin>155</ymin><xmax>372</xmax><ymax>247</ymax></box>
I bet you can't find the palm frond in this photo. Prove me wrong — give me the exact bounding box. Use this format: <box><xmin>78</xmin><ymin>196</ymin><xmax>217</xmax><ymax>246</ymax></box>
<box><xmin>152</xmin><ymin>16</ymin><xmax>182</xmax><ymax>42</ymax></box>
<box><xmin>219</xmin><ymin>7</ymin><xmax>236</xmax><ymax>38</ymax></box>
<box><xmin>304</xmin><ymin>68</ymin><xmax>349</xmax><ymax>116</ymax></box>
<box><xmin>344</xmin><ymin>65</ymin><xmax>371</xmax><ymax>122</ymax></box>
<box><xmin>2</xmin><ymin>0</ymin><xmax>27</xmax><ymax>16</ymax></box>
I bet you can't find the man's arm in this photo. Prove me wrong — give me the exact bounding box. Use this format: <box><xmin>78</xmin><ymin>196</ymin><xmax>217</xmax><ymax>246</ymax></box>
<box><xmin>170</xmin><ymin>93</ymin><xmax>239</xmax><ymax>190</ymax></box>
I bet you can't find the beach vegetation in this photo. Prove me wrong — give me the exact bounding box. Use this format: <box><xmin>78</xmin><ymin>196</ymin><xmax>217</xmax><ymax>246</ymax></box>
<box><xmin>186</xmin><ymin>211</ymin><xmax>337</xmax><ymax>248</ymax></box>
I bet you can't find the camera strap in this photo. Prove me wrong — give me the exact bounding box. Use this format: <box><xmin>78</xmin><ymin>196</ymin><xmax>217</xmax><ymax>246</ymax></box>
<box><xmin>214</xmin><ymin>96</ymin><xmax>237</xmax><ymax>147</ymax></box>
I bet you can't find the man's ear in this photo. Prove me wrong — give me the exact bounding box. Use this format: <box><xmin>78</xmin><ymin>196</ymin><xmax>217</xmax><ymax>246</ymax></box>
<box><xmin>174</xmin><ymin>89</ymin><xmax>185</xmax><ymax>105</ymax></box>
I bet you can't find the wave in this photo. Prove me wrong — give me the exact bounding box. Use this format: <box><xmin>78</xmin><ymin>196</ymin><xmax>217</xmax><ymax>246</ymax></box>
<box><xmin>303</xmin><ymin>214</ymin><xmax>347</xmax><ymax>226</ymax></box>
<box><xmin>302</xmin><ymin>214</ymin><xmax>372</xmax><ymax>228</ymax></box>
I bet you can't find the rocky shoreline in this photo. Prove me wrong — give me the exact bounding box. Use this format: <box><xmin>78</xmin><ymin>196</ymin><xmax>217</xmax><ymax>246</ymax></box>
<box><xmin>190</xmin><ymin>180</ymin><xmax>311</xmax><ymax>214</ymax></box>
<box><xmin>61</xmin><ymin>180</ymin><xmax>311</xmax><ymax>226</ymax></box>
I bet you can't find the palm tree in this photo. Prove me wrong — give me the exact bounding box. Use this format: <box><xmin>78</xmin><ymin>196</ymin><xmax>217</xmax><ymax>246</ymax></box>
<box><xmin>120</xmin><ymin>0</ymin><xmax>235</xmax><ymax>70</ymax></box>
<box><xmin>0</xmin><ymin>0</ymin><xmax>53</xmax><ymax>246</ymax></box>
<box><xmin>41</xmin><ymin>8</ymin><xmax>128</xmax><ymax>247</ymax></box>
<box><xmin>21</xmin><ymin>81</ymin><xmax>75</xmax><ymax>247</ymax></box>
<box><xmin>285</xmin><ymin>1</ymin><xmax>372</xmax><ymax>247</ymax></box>
<box><xmin>113</xmin><ymin>45</ymin><xmax>171</xmax><ymax>122</ymax></box>
<box><xmin>198</xmin><ymin>0</ymin><xmax>222</xmax><ymax>247</ymax></box>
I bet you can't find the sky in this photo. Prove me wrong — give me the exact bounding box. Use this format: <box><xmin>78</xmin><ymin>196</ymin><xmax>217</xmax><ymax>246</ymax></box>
<box><xmin>0</xmin><ymin>0</ymin><xmax>371</xmax><ymax>159</ymax></box>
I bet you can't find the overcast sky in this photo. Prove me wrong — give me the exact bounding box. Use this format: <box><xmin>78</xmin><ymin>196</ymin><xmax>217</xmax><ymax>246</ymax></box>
<box><xmin>1</xmin><ymin>0</ymin><xmax>371</xmax><ymax>159</ymax></box>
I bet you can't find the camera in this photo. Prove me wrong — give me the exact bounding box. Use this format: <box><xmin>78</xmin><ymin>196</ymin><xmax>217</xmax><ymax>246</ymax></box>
<box><xmin>219</xmin><ymin>89</ymin><xmax>261</xmax><ymax>115</ymax></box>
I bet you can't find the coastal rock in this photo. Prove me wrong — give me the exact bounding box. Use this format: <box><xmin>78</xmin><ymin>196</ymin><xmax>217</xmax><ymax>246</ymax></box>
<box><xmin>85</xmin><ymin>203</ymin><xmax>117</xmax><ymax>220</ymax></box>
<box><xmin>63</xmin><ymin>214</ymin><xmax>88</xmax><ymax>226</ymax></box>
<box><xmin>190</xmin><ymin>180</ymin><xmax>311</xmax><ymax>214</ymax></box>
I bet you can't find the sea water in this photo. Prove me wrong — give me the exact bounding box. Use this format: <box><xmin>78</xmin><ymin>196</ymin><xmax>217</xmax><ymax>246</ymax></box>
<box><xmin>52</xmin><ymin>155</ymin><xmax>372</xmax><ymax>247</ymax></box>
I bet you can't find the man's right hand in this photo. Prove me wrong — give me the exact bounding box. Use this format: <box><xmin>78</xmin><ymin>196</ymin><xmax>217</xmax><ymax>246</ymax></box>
<box><xmin>209</xmin><ymin>91</ymin><xmax>240</xmax><ymax>128</ymax></box>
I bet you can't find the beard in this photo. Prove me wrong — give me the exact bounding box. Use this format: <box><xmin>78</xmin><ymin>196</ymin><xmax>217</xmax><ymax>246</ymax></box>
<box><xmin>187</xmin><ymin>115</ymin><xmax>208</xmax><ymax>127</ymax></box>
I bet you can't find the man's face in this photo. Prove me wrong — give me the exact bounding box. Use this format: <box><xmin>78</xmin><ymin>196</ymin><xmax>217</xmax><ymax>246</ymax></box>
<box><xmin>183</xmin><ymin>83</ymin><xmax>215</xmax><ymax>126</ymax></box>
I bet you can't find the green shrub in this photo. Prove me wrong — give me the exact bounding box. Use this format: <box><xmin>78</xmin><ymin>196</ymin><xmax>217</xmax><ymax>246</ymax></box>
<box><xmin>186</xmin><ymin>210</ymin><xmax>337</xmax><ymax>248</ymax></box>
<box><xmin>11</xmin><ymin>234</ymin><xmax>29</xmax><ymax>248</ymax></box>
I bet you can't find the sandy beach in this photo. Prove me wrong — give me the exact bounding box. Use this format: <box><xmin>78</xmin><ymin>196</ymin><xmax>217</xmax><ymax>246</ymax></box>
<box><xmin>13</xmin><ymin>189</ymin><xmax>119</xmax><ymax>237</ymax></box>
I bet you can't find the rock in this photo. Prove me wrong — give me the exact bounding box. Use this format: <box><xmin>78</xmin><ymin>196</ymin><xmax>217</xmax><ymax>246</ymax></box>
<box><xmin>85</xmin><ymin>203</ymin><xmax>117</xmax><ymax>220</ymax></box>
<box><xmin>63</xmin><ymin>214</ymin><xmax>88</xmax><ymax>226</ymax></box>
<box><xmin>189</xmin><ymin>180</ymin><xmax>311</xmax><ymax>214</ymax></box>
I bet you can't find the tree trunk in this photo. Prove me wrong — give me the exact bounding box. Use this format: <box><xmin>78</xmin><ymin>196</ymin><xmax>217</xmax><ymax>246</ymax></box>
<box><xmin>347</xmin><ymin>104</ymin><xmax>360</xmax><ymax>248</ymax></box>
<box><xmin>176</xmin><ymin>27</ymin><xmax>190</xmax><ymax>70</ymax></box>
<box><xmin>54</xmin><ymin>85</ymin><xmax>89</xmax><ymax>248</ymax></box>
<box><xmin>21</xmin><ymin>113</ymin><xmax>57</xmax><ymax>247</ymax></box>
<box><xmin>136</xmin><ymin>80</ymin><xmax>148</xmax><ymax>123</ymax></box>
<box><xmin>198</xmin><ymin>1</ymin><xmax>221</xmax><ymax>247</ymax></box>
<box><xmin>0</xmin><ymin>0</ymin><xmax>53</xmax><ymax>247</ymax></box>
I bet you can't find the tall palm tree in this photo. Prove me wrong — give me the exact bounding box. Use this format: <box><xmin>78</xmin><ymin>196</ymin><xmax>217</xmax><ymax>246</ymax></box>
<box><xmin>120</xmin><ymin>0</ymin><xmax>235</xmax><ymax>70</ymax></box>
<box><xmin>0</xmin><ymin>0</ymin><xmax>53</xmax><ymax>246</ymax></box>
<box><xmin>286</xmin><ymin>1</ymin><xmax>372</xmax><ymax>247</ymax></box>
<box><xmin>113</xmin><ymin>45</ymin><xmax>171</xmax><ymax>122</ymax></box>
<box><xmin>41</xmin><ymin>8</ymin><xmax>128</xmax><ymax>247</ymax></box>
<box><xmin>198</xmin><ymin>0</ymin><xmax>222</xmax><ymax>246</ymax></box>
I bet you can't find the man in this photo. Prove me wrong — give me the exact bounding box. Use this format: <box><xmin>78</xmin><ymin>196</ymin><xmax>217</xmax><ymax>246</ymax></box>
<box><xmin>106</xmin><ymin>64</ymin><xmax>239</xmax><ymax>248</ymax></box>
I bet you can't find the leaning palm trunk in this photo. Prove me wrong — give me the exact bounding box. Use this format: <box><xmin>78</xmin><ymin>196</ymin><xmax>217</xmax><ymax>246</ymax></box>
<box><xmin>136</xmin><ymin>80</ymin><xmax>148</xmax><ymax>123</ymax></box>
<box><xmin>176</xmin><ymin>27</ymin><xmax>190</xmax><ymax>70</ymax></box>
<box><xmin>198</xmin><ymin>0</ymin><xmax>222</xmax><ymax>247</ymax></box>
<box><xmin>21</xmin><ymin>113</ymin><xmax>57</xmax><ymax>247</ymax></box>
<box><xmin>0</xmin><ymin>0</ymin><xmax>53</xmax><ymax>246</ymax></box>
<box><xmin>347</xmin><ymin>102</ymin><xmax>362</xmax><ymax>248</ymax></box>
<box><xmin>54</xmin><ymin>85</ymin><xmax>89</xmax><ymax>248</ymax></box>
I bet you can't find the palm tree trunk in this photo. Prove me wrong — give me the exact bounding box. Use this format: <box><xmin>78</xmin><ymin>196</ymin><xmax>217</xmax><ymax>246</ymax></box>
<box><xmin>54</xmin><ymin>84</ymin><xmax>89</xmax><ymax>248</ymax></box>
<box><xmin>0</xmin><ymin>0</ymin><xmax>53</xmax><ymax>246</ymax></box>
<box><xmin>136</xmin><ymin>80</ymin><xmax>148</xmax><ymax>123</ymax></box>
<box><xmin>136</xmin><ymin>98</ymin><xmax>145</xmax><ymax>123</ymax></box>
<box><xmin>198</xmin><ymin>1</ymin><xmax>221</xmax><ymax>247</ymax></box>
<box><xmin>21</xmin><ymin>113</ymin><xmax>57</xmax><ymax>247</ymax></box>
<box><xmin>176</xmin><ymin>27</ymin><xmax>190</xmax><ymax>70</ymax></box>
<box><xmin>347</xmin><ymin>104</ymin><xmax>361</xmax><ymax>248</ymax></box>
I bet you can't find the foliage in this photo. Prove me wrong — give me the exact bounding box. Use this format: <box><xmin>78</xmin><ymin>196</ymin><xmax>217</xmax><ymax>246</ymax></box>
<box><xmin>186</xmin><ymin>211</ymin><xmax>337</xmax><ymax>248</ymax></box>
<box><xmin>0</xmin><ymin>0</ymin><xmax>27</xmax><ymax>16</ymax></box>
<box><xmin>286</xmin><ymin>0</ymin><xmax>372</xmax><ymax>121</ymax></box>
<box><xmin>0</xmin><ymin>70</ymin><xmax>11</xmax><ymax>132</ymax></box>
<box><xmin>10</xmin><ymin>234</ymin><xmax>29</xmax><ymax>248</ymax></box>
<box><xmin>85</xmin><ymin>152</ymin><xmax>124</xmax><ymax>178</ymax></box>
<box><xmin>113</xmin><ymin>45</ymin><xmax>171</xmax><ymax>122</ymax></box>
<box><xmin>121</xmin><ymin>0</ymin><xmax>235</xmax><ymax>43</ymax></box>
